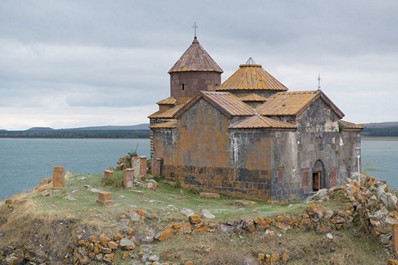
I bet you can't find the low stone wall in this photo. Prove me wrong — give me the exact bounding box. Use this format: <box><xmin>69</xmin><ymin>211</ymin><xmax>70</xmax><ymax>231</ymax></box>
<box><xmin>307</xmin><ymin>176</ymin><xmax>398</xmax><ymax>251</ymax></box>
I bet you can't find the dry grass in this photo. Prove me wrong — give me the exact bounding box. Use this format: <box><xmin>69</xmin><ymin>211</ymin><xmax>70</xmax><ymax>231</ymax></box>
<box><xmin>0</xmin><ymin>173</ymin><xmax>393</xmax><ymax>264</ymax></box>
<box><xmin>154</xmin><ymin>229</ymin><xmax>390</xmax><ymax>265</ymax></box>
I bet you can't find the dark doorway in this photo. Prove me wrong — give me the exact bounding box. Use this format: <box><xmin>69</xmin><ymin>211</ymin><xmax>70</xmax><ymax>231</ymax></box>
<box><xmin>312</xmin><ymin>172</ymin><xmax>321</xmax><ymax>191</ymax></box>
<box><xmin>312</xmin><ymin>160</ymin><xmax>325</xmax><ymax>191</ymax></box>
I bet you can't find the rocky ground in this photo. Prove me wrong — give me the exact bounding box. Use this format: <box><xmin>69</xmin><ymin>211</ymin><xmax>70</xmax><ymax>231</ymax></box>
<box><xmin>0</xmin><ymin>173</ymin><xmax>395</xmax><ymax>264</ymax></box>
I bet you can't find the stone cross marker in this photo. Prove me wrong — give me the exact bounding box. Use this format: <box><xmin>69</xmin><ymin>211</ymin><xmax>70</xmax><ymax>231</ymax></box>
<box><xmin>103</xmin><ymin>169</ymin><xmax>114</xmax><ymax>182</ymax></box>
<box><xmin>52</xmin><ymin>166</ymin><xmax>65</xmax><ymax>188</ymax></box>
<box><xmin>96</xmin><ymin>191</ymin><xmax>114</xmax><ymax>206</ymax></box>
<box><xmin>123</xmin><ymin>168</ymin><xmax>134</xmax><ymax>188</ymax></box>
<box><xmin>131</xmin><ymin>156</ymin><xmax>147</xmax><ymax>181</ymax></box>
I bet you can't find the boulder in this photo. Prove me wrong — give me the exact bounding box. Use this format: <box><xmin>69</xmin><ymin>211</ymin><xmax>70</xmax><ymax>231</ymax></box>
<box><xmin>200</xmin><ymin>209</ymin><xmax>215</xmax><ymax>220</ymax></box>
<box><xmin>181</xmin><ymin>208</ymin><xmax>194</xmax><ymax>217</ymax></box>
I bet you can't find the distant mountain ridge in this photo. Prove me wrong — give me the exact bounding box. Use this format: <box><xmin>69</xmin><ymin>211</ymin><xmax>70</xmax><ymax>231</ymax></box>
<box><xmin>363</xmin><ymin>121</ymin><xmax>398</xmax><ymax>137</ymax></box>
<box><xmin>25</xmin><ymin>123</ymin><xmax>149</xmax><ymax>132</ymax></box>
<box><xmin>364</xmin><ymin>122</ymin><xmax>398</xmax><ymax>129</ymax></box>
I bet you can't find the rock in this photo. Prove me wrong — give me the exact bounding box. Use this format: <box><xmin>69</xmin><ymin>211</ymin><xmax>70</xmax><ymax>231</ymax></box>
<box><xmin>137</xmin><ymin>209</ymin><xmax>147</xmax><ymax>216</ymax></box>
<box><xmin>275</xmin><ymin>222</ymin><xmax>291</xmax><ymax>232</ymax></box>
<box><xmin>281</xmin><ymin>252</ymin><xmax>289</xmax><ymax>263</ymax></box>
<box><xmin>155</xmin><ymin>230</ymin><xmax>173</xmax><ymax>241</ymax></box>
<box><xmin>181</xmin><ymin>208</ymin><xmax>194</xmax><ymax>217</ymax></box>
<box><xmin>100</xmin><ymin>235</ymin><xmax>111</xmax><ymax>247</ymax></box>
<box><xmin>146</xmin><ymin>181</ymin><xmax>158</xmax><ymax>191</ymax></box>
<box><xmin>324</xmin><ymin>209</ymin><xmax>334</xmax><ymax>220</ymax></box>
<box><xmin>265</xmin><ymin>229</ymin><xmax>276</xmax><ymax>237</ymax></box>
<box><xmin>41</xmin><ymin>190</ymin><xmax>50</xmax><ymax>197</ymax></box>
<box><xmin>326</xmin><ymin>233</ymin><xmax>333</xmax><ymax>239</ymax></box>
<box><xmin>114</xmin><ymin>233</ymin><xmax>123</xmax><ymax>241</ymax></box>
<box><xmin>189</xmin><ymin>215</ymin><xmax>201</xmax><ymax>224</ymax></box>
<box><xmin>199</xmin><ymin>209</ymin><xmax>215</xmax><ymax>220</ymax></box>
<box><xmin>379</xmin><ymin>233</ymin><xmax>391</xmax><ymax>245</ymax></box>
<box><xmin>199</xmin><ymin>192</ymin><xmax>221</xmax><ymax>199</ymax></box>
<box><xmin>270</xmin><ymin>253</ymin><xmax>280</xmax><ymax>263</ymax></box>
<box><xmin>149</xmin><ymin>255</ymin><xmax>160</xmax><ymax>262</ymax></box>
<box><xmin>130</xmin><ymin>211</ymin><xmax>141</xmax><ymax>222</ymax></box>
<box><xmin>107</xmin><ymin>241</ymin><xmax>118</xmax><ymax>250</ymax></box>
<box><xmin>312</xmin><ymin>188</ymin><xmax>329</xmax><ymax>201</ymax></box>
<box><xmin>103</xmin><ymin>253</ymin><xmax>115</xmax><ymax>263</ymax></box>
<box><xmin>120</xmin><ymin>238</ymin><xmax>136</xmax><ymax>250</ymax></box>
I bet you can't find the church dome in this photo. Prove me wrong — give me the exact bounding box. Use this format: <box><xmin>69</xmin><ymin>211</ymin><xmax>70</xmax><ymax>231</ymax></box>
<box><xmin>217</xmin><ymin>57</ymin><xmax>287</xmax><ymax>92</ymax></box>
<box><xmin>168</xmin><ymin>37</ymin><xmax>223</xmax><ymax>73</ymax></box>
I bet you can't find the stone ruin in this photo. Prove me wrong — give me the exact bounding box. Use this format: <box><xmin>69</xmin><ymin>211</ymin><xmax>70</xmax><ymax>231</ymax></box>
<box><xmin>52</xmin><ymin>166</ymin><xmax>65</xmax><ymax>188</ymax></box>
<box><xmin>131</xmin><ymin>156</ymin><xmax>147</xmax><ymax>181</ymax></box>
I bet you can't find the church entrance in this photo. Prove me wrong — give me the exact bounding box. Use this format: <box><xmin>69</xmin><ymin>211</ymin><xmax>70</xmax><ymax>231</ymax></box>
<box><xmin>312</xmin><ymin>160</ymin><xmax>325</xmax><ymax>191</ymax></box>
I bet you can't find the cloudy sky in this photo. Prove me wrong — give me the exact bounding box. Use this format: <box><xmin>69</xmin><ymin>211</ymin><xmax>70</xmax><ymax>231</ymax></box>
<box><xmin>0</xmin><ymin>0</ymin><xmax>397</xmax><ymax>130</ymax></box>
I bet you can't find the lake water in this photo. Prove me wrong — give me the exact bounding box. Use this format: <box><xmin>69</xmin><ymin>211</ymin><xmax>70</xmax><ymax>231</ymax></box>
<box><xmin>0</xmin><ymin>137</ymin><xmax>397</xmax><ymax>201</ymax></box>
<box><xmin>0</xmin><ymin>138</ymin><xmax>150</xmax><ymax>201</ymax></box>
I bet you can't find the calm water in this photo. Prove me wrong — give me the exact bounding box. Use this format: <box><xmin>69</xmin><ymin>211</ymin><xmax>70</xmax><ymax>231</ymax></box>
<box><xmin>0</xmin><ymin>138</ymin><xmax>150</xmax><ymax>201</ymax></box>
<box><xmin>0</xmin><ymin>137</ymin><xmax>397</xmax><ymax>201</ymax></box>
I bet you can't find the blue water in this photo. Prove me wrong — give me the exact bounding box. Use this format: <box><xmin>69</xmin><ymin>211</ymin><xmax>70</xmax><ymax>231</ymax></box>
<box><xmin>361</xmin><ymin>138</ymin><xmax>398</xmax><ymax>187</ymax></box>
<box><xmin>0</xmin><ymin>137</ymin><xmax>397</xmax><ymax>201</ymax></box>
<box><xmin>0</xmin><ymin>138</ymin><xmax>150</xmax><ymax>201</ymax></box>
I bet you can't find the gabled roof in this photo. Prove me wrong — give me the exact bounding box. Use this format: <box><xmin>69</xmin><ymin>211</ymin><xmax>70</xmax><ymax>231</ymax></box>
<box><xmin>217</xmin><ymin>61</ymin><xmax>288</xmax><ymax>91</ymax></box>
<box><xmin>168</xmin><ymin>37</ymin><xmax>223</xmax><ymax>73</ymax></box>
<box><xmin>149</xmin><ymin>120</ymin><xmax>177</xmax><ymax>129</ymax></box>
<box><xmin>240</xmin><ymin>93</ymin><xmax>268</xmax><ymax>102</ymax></box>
<box><xmin>256</xmin><ymin>90</ymin><xmax>344</xmax><ymax>119</ymax></box>
<box><xmin>156</xmin><ymin>96</ymin><xmax>176</xmax><ymax>105</ymax></box>
<box><xmin>339</xmin><ymin>120</ymin><xmax>365</xmax><ymax>131</ymax></box>
<box><xmin>229</xmin><ymin>115</ymin><xmax>297</xmax><ymax>129</ymax></box>
<box><xmin>175</xmin><ymin>91</ymin><xmax>255</xmax><ymax>119</ymax></box>
<box><xmin>148</xmin><ymin>104</ymin><xmax>185</xmax><ymax>119</ymax></box>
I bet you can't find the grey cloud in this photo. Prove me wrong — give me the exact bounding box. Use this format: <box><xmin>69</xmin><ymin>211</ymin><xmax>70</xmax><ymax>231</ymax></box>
<box><xmin>0</xmin><ymin>0</ymin><xmax>397</xmax><ymax>129</ymax></box>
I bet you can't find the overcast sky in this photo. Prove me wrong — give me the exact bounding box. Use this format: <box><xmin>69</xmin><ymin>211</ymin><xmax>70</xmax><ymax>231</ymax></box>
<box><xmin>0</xmin><ymin>0</ymin><xmax>397</xmax><ymax>130</ymax></box>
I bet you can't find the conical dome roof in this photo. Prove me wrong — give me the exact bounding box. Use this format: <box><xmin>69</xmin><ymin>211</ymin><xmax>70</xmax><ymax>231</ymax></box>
<box><xmin>217</xmin><ymin>58</ymin><xmax>287</xmax><ymax>91</ymax></box>
<box><xmin>168</xmin><ymin>37</ymin><xmax>223</xmax><ymax>73</ymax></box>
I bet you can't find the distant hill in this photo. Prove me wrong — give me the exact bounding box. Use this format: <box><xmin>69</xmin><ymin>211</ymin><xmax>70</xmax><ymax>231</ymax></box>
<box><xmin>26</xmin><ymin>127</ymin><xmax>55</xmax><ymax>132</ymax></box>
<box><xmin>363</xmin><ymin>121</ymin><xmax>398</xmax><ymax>137</ymax></box>
<box><xmin>0</xmin><ymin>124</ymin><xmax>150</xmax><ymax>139</ymax></box>
<box><xmin>63</xmin><ymin>124</ymin><xmax>149</xmax><ymax>131</ymax></box>
<box><xmin>364</xmin><ymin>122</ymin><xmax>398</xmax><ymax>129</ymax></box>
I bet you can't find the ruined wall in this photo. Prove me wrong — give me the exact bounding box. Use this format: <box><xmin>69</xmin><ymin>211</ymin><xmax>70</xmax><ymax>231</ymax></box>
<box><xmin>170</xmin><ymin>72</ymin><xmax>221</xmax><ymax>103</ymax></box>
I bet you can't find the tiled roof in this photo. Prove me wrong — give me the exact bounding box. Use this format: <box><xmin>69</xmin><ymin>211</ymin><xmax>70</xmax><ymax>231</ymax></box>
<box><xmin>156</xmin><ymin>96</ymin><xmax>176</xmax><ymax>105</ymax></box>
<box><xmin>168</xmin><ymin>37</ymin><xmax>223</xmax><ymax>73</ymax></box>
<box><xmin>240</xmin><ymin>93</ymin><xmax>268</xmax><ymax>102</ymax></box>
<box><xmin>217</xmin><ymin>62</ymin><xmax>288</xmax><ymax>91</ymax></box>
<box><xmin>149</xmin><ymin>120</ymin><xmax>177</xmax><ymax>129</ymax></box>
<box><xmin>339</xmin><ymin>120</ymin><xmax>365</xmax><ymax>130</ymax></box>
<box><xmin>201</xmin><ymin>91</ymin><xmax>256</xmax><ymax>117</ymax></box>
<box><xmin>256</xmin><ymin>90</ymin><xmax>344</xmax><ymax>118</ymax></box>
<box><xmin>230</xmin><ymin>115</ymin><xmax>297</xmax><ymax>129</ymax></box>
<box><xmin>148</xmin><ymin>104</ymin><xmax>185</xmax><ymax>119</ymax></box>
<box><xmin>175</xmin><ymin>91</ymin><xmax>255</xmax><ymax>119</ymax></box>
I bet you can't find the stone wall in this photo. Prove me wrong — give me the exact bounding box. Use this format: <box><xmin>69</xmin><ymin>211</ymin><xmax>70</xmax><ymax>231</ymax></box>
<box><xmin>170</xmin><ymin>72</ymin><xmax>221</xmax><ymax>104</ymax></box>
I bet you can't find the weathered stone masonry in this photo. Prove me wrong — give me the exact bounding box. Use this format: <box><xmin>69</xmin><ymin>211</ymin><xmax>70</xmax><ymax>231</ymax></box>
<box><xmin>148</xmin><ymin>36</ymin><xmax>364</xmax><ymax>201</ymax></box>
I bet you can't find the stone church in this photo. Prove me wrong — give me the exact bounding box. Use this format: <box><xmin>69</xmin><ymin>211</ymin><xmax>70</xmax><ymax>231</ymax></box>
<box><xmin>148</xmin><ymin>36</ymin><xmax>363</xmax><ymax>201</ymax></box>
